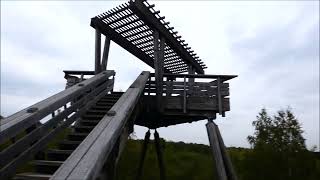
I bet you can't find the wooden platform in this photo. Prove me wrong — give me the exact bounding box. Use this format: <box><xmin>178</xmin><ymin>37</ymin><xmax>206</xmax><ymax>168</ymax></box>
<box><xmin>134</xmin><ymin>73</ymin><xmax>236</xmax><ymax>128</ymax></box>
<box><xmin>135</xmin><ymin>95</ymin><xmax>230</xmax><ymax>128</ymax></box>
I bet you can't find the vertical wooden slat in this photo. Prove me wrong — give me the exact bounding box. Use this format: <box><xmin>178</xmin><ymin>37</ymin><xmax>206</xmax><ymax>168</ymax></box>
<box><xmin>183</xmin><ymin>76</ymin><xmax>187</xmax><ymax>113</ymax></box>
<box><xmin>217</xmin><ymin>77</ymin><xmax>222</xmax><ymax>115</ymax></box>
<box><xmin>95</xmin><ymin>29</ymin><xmax>102</xmax><ymax>74</ymax></box>
<box><xmin>206</xmin><ymin>120</ymin><xmax>228</xmax><ymax>180</ymax></box>
<box><xmin>101</xmin><ymin>36</ymin><xmax>111</xmax><ymax>71</ymax></box>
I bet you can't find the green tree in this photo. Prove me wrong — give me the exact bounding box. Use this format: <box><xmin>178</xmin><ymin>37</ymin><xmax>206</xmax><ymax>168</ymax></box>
<box><xmin>248</xmin><ymin>108</ymin><xmax>306</xmax><ymax>152</ymax></box>
<box><xmin>244</xmin><ymin>108</ymin><xmax>317</xmax><ymax>180</ymax></box>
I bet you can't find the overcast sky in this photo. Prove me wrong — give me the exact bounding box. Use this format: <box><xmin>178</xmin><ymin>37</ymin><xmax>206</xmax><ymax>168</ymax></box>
<box><xmin>1</xmin><ymin>1</ymin><xmax>319</xmax><ymax>149</ymax></box>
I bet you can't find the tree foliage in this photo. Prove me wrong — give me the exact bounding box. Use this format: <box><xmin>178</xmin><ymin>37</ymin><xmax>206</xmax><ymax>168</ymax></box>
<box><xmin>244</xmin><ymin>108</ymin><xmax>318</xmax><ymax>180</ymax></box>
<box><xmin>248</xmin><ymin>108</ymin><xmax>306</xmax><ymax>152</ymax></box>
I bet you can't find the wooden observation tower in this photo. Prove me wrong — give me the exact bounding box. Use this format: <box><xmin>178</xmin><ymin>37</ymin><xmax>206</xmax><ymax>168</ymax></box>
<box><xmin>0</xmin><ymin>0</ymin><xmax>237</xmax><ymax>180</ymax></box>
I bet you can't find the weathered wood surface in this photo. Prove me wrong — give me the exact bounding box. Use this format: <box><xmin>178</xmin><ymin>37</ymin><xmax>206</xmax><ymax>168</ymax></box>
<box><xmin>215</xmin><ymin>123</ymin><xmax>238</xmax><ymax>180</ymax></box>
<box><xmin>154</xmin><ymin>130</ymin><xmax>166</xmax><ymax>180</ymax></box>
<box><xmin>130</xmin><ymin>0</ymin><xmax>204</xmax><ymax>74</ymax></box>
<box><xmin>95</xmin><ymin>29</ymin><xmax>102</xmax><ymax>74</ymax></box>
<box><xmin>0</xmin><ymin>70</ymin><xmax>115</xmax><ymax>144</ymax></box>
<box><xmin>92</xmin><ymin>1</ymin><xmax>207</xmax><ymax>73</ymax></box>
<box><xmin>51</xmin><ymin>71</ymin><xmax>150</xmax><ymax>180</ymax></box>
<box><xmin>153</xmin><ymin>30</ymin><xmax>163</xmax><ymax>111</ymax></box>
<box><xmin>206</xmin><ymin>121</ymin><xmax>228</xmax><ymax>180</ymax></box>
<box><xmin>101</xmin><ymin>36</ymin><xmax>111</xmax><ymax>71</ymax></box>
<box><xmin>63</xmin><ymin>70</ymin><xmax>95</xmax><ymax>75</ymax></box>
<box><xmin>161</xmin><ymin>73</ymin><xmax>237</xmax><ymax>81</ymax></box>
<box><xmin>165</xmin><ymin>97</ymin><xmax>230</xmax><ymax>111</ymax></box>
<box><xmin>0</xmin><ymin>76</ymin><xmax>113</xmax><ymax>179</ymax></box>
<box><xmin>135</xmin><ymin>130</ymin><xmax>150</xmax><ymax>180</ymax></box>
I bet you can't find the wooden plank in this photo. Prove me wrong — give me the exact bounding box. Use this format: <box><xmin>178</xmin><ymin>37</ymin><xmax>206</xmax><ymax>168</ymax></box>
<box><xmin>101</xmin><ymin>36</ymin><xmax>111</xmax><ymax>71</ymax></box>
<box><xmin>51</xmin><ymin>71</ymin><xmax>150</xmax><ymax>180</ymax></box>
<box><xmin>135</xmin><ymin>130</ymin><xmax>150</xmax><ymax>180</ymax></box>
<box><xmin>129</xmin><ymin>1</ymin><xmax>204</xmax><ymax>74</ymax></box>
<box><xmin>206</xmin><ymin>121</ymin><xmax>228</xmax><ymax>180</ymax></box>
<box><xmin>144</xmin><ymin>88</ymin><xmax>229</xmax><ymax>97</ymax></box>
<box><xmin>164</xmin><ymin>96</ymin><xmax>229</xmax><ymax>111</ymax></box>
<box><xmin>63</xmin><ymin>70</ymin><xmax>95</xmax><ymax>75</ymax></box>
<box><xmin>163</xmin><ymin>73</ymin><xmax>237</xmax><ymax>81</ymax></box>
<box><xmin>0</xmin><ymin>83</ymin><xmax>111</xmax><ymax>180</ymax></box>
<box><xmin>217</xmin><ymin>77</ymin><xmax>223</xmax><ymax>115</ymax></box>
<box><xmin>154</xmin><ymin>130</ymin><xmax>166</xmax><ymax>180</ymax></box>
<box><xmin>215</xmin><ymin>123</ymin><xmax>238</xmax><ymax>180</ymax></box>
<box><xmin>0</xmin><ymin>71</ymin><xmax>115</xmax><ymax>144</ymax></box>
<box><xmin>91</xmin><ymin>18</ymin><xmax>172</xmax><ymax>74</ymax></box>
<box><xmin>95</xmin><ymin>29</ymin><xmax>101</xmax><ymax>74</ymax></box>
<box><xmin>0</xmin><ymin>80</ymin><xmax>112</xmax><ymax>168</ymax></box>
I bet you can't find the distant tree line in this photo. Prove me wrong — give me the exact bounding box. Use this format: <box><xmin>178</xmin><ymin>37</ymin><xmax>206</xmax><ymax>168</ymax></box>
<box><xmin>115</xmin><ymin>107</ymin><xmax>320</xmax><ymax>180</ymax></box>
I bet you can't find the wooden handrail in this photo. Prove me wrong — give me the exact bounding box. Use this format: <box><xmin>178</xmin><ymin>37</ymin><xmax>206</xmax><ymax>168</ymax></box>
<box><xmin>0</xmin><ymin>70</ymin><xmax>115</xmax><ymax>144</ymax></box>
<box><xmin>51</xmin><ymin>71</ymin><xmax>150</xmax><ymax>180</ymax></box>
<box><xmin>0</xmin><ymin>71</ymin><xmax>115</xmax><ymax>179</ymax></box>
<box><xmin>149</xmin><ymin>73</ymin><xmax>237</xmax><ymax>81</ymax></box>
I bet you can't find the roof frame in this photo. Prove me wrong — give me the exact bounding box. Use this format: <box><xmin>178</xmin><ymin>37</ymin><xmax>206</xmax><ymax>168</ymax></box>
<box><xmin>91</xmin><ymin>0</ymin><xmax>207</xmax><ymax>74</ymax></box>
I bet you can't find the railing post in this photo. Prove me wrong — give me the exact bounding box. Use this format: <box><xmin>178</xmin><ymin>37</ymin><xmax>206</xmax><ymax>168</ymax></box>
<box><xmin>95</xmin><ymin>29</ymin><xmax>101</xmax><ymax>74</ymax></box>
<box><xmin>183</xmin><ymin>76</ymin><xmax>187</xmax><ymax>113</ymax></box>
<box><xmin>217</xmin><ymin>77</ymin><xmax>223</xmax><ymax>116</ymax></box>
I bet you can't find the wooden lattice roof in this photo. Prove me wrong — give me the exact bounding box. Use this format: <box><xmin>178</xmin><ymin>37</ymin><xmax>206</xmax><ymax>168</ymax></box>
<box><xmin>91</xmin><ymin>0</ymin><xmax>207</xmax><ymax>74</ymax></box>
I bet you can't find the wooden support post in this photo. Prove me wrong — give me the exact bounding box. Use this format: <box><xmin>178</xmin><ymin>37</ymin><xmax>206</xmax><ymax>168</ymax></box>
<box><xmin>101</xmin><ymin>36</ymin><xmax>111</xmax><ymax>71</ymax></box>
<box><xmin>154</xmin><ymin>130</ymin><xmax>166</xmax><ymax>180</ymax></box>
<box><xmin>135</xmin><ymin>130</ymin><xmax>151</xmax><ymax>180</ymax></box>
<box><xmin>206</xmin><ymin>120</ymin><xmax>228</xmax><ymax>180</ymax></box>
<box><xmin>215</xmin><ymin>123</ymin><xmax>238</xmax><ymax>180</ymax></box>
<box><xmin>95</xmin><ymin>29</ymin><xmax>101</xmax><ymax>74</ymax></box>
<box><xmin>188</xmin><ymin>65</ymin><xmax>195</xmax><ymax>83</ymax></box>
<box><xmin>153</xmin><ymin>31</ymin><xmax>164</xmax><ymax>111</ymax></box>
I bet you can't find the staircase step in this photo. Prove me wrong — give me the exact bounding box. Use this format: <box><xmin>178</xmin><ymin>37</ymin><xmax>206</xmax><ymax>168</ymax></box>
<box><xmin>68</xmin><ymin>132</ymin><xmax>89</xmax><ymax>141</ymax></box>
<box><xmin>86</xmin><ymin>109</ymin><xmax>108</xmax><ymax>115</ymax></box>
<box><xmin>106</xmin><ymin>92</ymin><xmax>123</xmax><ymax>97</ymax></box>
<box><xmin>82</xmin><ymin>114</ymin><xmax>104</xmax><ymax>120</ymax></box>
<box><xmin>32</xmin><ymin>160</ymin><xmax>63</xmax><ymax>174</ymax></box>
<box><xmin>96</xmin><ymin>102</ymin><xmax>115</xmax><ymax>106</ymax></box>
<box><xmin>74</xmin><ymin>125</ymin><xmax>96</xmax><ymax>133</ymax></box>
<box><xmin>47</xmin><ymin>149</ymin><xmax>73</xmax><ymax>161</ymax></box>
<box><xmin>14</xmin><ymin>173</ymin><xmax>52</xmax><ymax>180</ymax></box>
<box><xmin>79</xmin><ymin>119</ymin><xmax>100</xmax><ymax>126</ymax></box>
<box><xmin>59</xmin><ymin>140</ymin><xmax>82</xmax><ymax>150</ymax></box>
<box><xmin>91</xmin><ymin>105</ymin><xmax>111</xmax><ymax>111</ymax></box>
<box><xmin>98</xmin><ymin>98</ymin><xmax>119</xmax><ymax>102</ymax></box>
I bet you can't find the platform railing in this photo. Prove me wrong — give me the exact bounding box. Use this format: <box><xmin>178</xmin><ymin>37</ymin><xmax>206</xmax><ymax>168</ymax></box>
<box><xmin>0</xmin><ymin>70</ymin><xmax>115</xmax><ymax>179</ymax></box>
<box><xmin>145</xmin><ymin>73</ymin><xmax>237</xmax><ymax>116</ymax></box>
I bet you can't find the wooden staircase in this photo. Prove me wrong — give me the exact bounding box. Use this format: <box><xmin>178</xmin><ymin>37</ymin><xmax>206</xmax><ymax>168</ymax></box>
<box><xmin>13</xmin><ymin>92</ymin><xmax>123</xmax><ymax>180</ymax></box>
